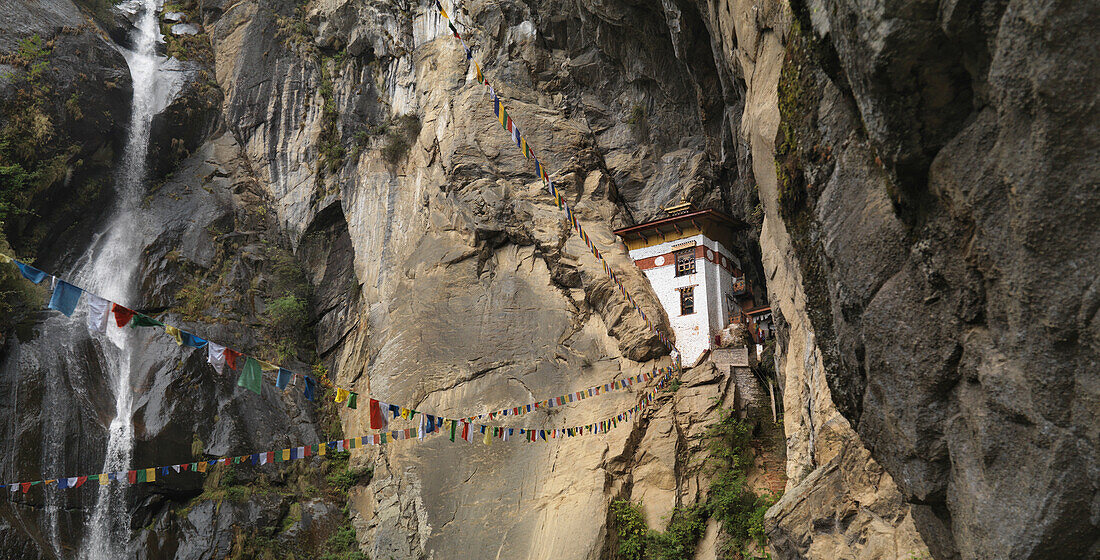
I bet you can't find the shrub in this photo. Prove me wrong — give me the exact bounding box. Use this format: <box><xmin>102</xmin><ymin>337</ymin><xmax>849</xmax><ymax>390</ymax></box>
<box><xmin>264</xmin><ymin>294</ymin><xmax>307</xmax><ymax>336</ymax></box>
<box><xmin>381</xmin><ymin>113</ymin><xmax>421</xmax><ymax>164</ymax></box>
<box><xmin>648</xmin><ymin>505</ymin><xmax>708</xmax><ymax>560</ymax></box>
<box><xmin>326</xmin><ymin>465</ymin><xmax>372</xmax><ymax>492</ymax></box>
<box><xmin>611</xmin><ymin>500</ymin><xmax>648</xmax><ymax>560</ymax></box>
<box><xmin>319</xmin><ymin>526</ymin><xmax>368</xmax><ymax>560</ymax></box>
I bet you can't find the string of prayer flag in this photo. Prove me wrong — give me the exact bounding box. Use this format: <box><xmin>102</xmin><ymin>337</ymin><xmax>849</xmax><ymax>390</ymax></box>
<box><xmin>0</xmin><ymin>255</ymin><xmax>677</xmax><ymax>444</ymax></box>
<box><xmin>431</xmin><ymin>0</ymin><xmax>679</xmax><ymax>355</ymax></box>
<box><xmin>1</xmin><ymin>370</ymin><xmax>671</xmax><ymax>493</ymax></box>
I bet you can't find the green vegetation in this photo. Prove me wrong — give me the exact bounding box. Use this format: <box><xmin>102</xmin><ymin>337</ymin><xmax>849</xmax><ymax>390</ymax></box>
<box><xmin>705</xmin><ymin>408</ymin><xmax>778</xmax><ymax>556</ymax></box>
<box><xmin>261</xmin><ymin>244</ymin><xmax>314</xmax><ymax>361</ymax></box>
<box><xmin>326</xmin><ymin>466</ymin><xmax>373</xmax><ymax>493</ymax></box>
<box><xmin>160</xmin><ymin>0</ymin><xmax>215</xmax><ymax>64</ymax></box>
<box><xmin>0</xmin><ymin>238</ymin><xmax>46</xmax><ymax>335</ymax></box>
<box><xmin>609</xmin><ymin>408</ymin><xmax>780</xmax><ymax>560</ymax></box>
<box><xmin>1</xmin><ymin>35</ymin><xmax>55</xmax><ymax>224</ymax></box>
<box><xmin>317</xmin><ymin>59</ymin><xmax>345</xmax><ymax>174</ymax></box>
<box><xmin>380</xmin><ymin>113</ymin><xmax>421</xmax><ymax>165</ymax></box>
<box><xmin>320</xmin><ymin>526</ymin><xmax>369</xmax><ymax>560</ymax></box>
<box><xmin>774</xmin><ymin>16</ymin><xmax>815</xmax><ymax>218</ymax></box>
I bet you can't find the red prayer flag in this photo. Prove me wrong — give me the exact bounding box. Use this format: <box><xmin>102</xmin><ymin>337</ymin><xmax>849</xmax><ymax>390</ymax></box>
<box><xmin>369</xmin><ymin>399</ymin><xmax>386</xmax><ymax>430</ymax></box>
<box><xmin>111</xmin><ymin>304</ymin><xmax>135</xmax><ymax>327</ymax></box>
<box><xmin>127</xmin><ymin>470</ymin><xmax>137</xmax><ymax>484</ymax></box>
<box><xmin>224</xmin><ymin>349</ymin><xmax>242</xmax><ymax>370</ymax></box>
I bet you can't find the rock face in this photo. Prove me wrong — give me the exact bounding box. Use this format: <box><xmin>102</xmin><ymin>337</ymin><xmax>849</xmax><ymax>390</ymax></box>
<box><xmin>766</xmin><ymin>0</ymin><xmax>1099</xmax><ymax>559</ymax></box>
<box><xmin>0</xmin><ymin>0</ymin><xmax>1096</xmax><ymax>558</ymax></box>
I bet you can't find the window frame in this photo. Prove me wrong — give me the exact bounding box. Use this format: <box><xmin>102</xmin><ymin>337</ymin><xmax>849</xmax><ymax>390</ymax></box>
<box><xmin>679</xmin><ymin>286</ymin><xmax>696</xmax><ymax>316</ymax></box>
<box><xmin>674</xmin><ymin>248</ymin><xmax>696</xmax><ymax>277</ymax></box>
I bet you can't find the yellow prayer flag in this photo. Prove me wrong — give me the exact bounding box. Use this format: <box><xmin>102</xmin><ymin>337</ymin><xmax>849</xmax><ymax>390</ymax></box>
<box><xmin>335</xmin><ymin>388</ymin><xmax>349</xmax><ymax>403</ymax></box>
<box><xmin>197</xmin><ymin>461</ymin><xmax>207</xmax><ymax>473</ymax></box>
<box><xmin>98</xmin><ymin>473</ymin><xmax>108</xmax><ymax>485</ymax></box>
<box><xmin>164</xmin><ymin>325</ymin><xmax>183</xmax><ymax>346</ymax></box>
<box><xmin>400</xmin><ymin>408</ymin><xmax>412</xmax><ymax>420</ymax></box>
<box><xmin>440</xmin><ymin>6</ymin><xmax>448</xmax><ymax>19</ymax></box>
<box><xmin>282</xmin><ymin>448</ymin><xmax>291</xmax><ymax>461</ymax></box>
<box><xmin>258</xmin><ymin>360</ymin><xmax>279</xmax><ymax>372</ymax></box>
<box><xmin>483</xmin><ymin>428</ymin><xmax>491</xmax><ymax>446</ymax></box>
<box><xmin>146</xmin><ymin>468</ymin><xmax>155</xmax><ymax>482</ymax></box>
<box><xmin>318</xmin><ymin>443</ymin><xmax>326</xmax><ymax>456</ymax></box>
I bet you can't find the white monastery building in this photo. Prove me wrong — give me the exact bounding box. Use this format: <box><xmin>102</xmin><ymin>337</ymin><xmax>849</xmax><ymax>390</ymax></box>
<box><xmin>614</xmin><ymin>203</ymin><xmax>747</xmax><ymax>364</ymax></box>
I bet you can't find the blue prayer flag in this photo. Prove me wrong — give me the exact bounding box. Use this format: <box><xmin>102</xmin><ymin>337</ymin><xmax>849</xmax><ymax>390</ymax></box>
<box><xmin>15</xmin><ymin>261</ymin><xmax>48</xmax><ymax>284</ymax></box>
<box><xmin>180</xmin><ymin>332</ymin><xmax>207</xmax><ymax>349</ymax></box>
<box><xmin>276</xmin><ymin>368</ymin><xmax>292</xmax><ymax>389</ymax></box>
<box><xmin>303</xmin><ymin>376</ymin><xmax>316</xmax><ymax>401</ymax></box>
<box><xmin>48</xmin><ymin>280</ymin><xmax>82</xmax><ymax>316</ymax></box>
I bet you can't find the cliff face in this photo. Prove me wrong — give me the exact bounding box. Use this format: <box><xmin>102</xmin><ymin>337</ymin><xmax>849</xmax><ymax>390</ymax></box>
<box><xmin>0</xmin><ymin>0</ymin><xmax>1095</xmax><ymax>559</ymax></box>
<box><xmin>764</xmin><ymin>0</ymin><xmax>1099</xmax><ymax>558</ymax></box>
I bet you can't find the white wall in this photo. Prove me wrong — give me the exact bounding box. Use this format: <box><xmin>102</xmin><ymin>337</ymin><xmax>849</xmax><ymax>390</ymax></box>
<box><xmin>629</xmin><ymin>235</ymin><xmax>740</xmax><ymax>364</ymax></box>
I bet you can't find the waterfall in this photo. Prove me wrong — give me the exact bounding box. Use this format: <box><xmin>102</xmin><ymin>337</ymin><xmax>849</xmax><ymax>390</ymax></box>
<box><xmin>72</xmin><ymin>0</ymin><xmax>178</xmax><ymax>556</ymax></box>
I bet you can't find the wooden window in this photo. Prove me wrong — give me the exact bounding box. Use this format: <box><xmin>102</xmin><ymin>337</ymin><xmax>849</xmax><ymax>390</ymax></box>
<box><xmin>679</xmin><ymin>286</ymin><xmax>695</xmax><ymax>315</ymax></box>
<box><xmin>674</xmin><ymin>248</ymin><xmax>696</xmax><ymax>276</ymax></box>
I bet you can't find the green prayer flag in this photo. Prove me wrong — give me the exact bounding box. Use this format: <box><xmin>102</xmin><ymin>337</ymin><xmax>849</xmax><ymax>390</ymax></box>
<box><xmin>347</xmin><ymin>392</ymin><xmax>358</xmax><ymax>409</ymax></box>
<box><xmin>136</xmin><ymin>469</ymin><xmax>147</xmax><ymax>483</ymax></box>
<box><xmin>237</xmin><ymin>357</ymin><xmax>263</xmax><ymax>395</ymax></box>
<box><xmin>449</xmin><ymin>420</ymin><xmax>456</xmax><ymax>442</ymax></box>
<box><xmin>130</xmin><ymin>314</ymin><xmax>164</xmax><ymax>328</ymax></box>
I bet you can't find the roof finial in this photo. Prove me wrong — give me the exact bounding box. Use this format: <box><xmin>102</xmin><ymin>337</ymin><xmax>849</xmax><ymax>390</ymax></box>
<box><xmin>662</xmin><ymin>198</ymin><xmax>695</xmax><ymax>217</ymax></box>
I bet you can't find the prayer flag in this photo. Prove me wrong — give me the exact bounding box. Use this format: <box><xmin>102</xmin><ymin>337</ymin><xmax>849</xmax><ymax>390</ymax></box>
<box><xmin>224</xmin><ymin>349</ymin><xmax>242</xmax><ymax>371</ymax></box>
<box><xmin>237</xmin><ymin>357</ymin><xmax>263</xmax><ymax>395</ymax></box>
<box><xmin>48</xmin><ymin>280</ymin><xmax>83</xmax><ymax>316</ymax></box>
<box><xmin>15</xmin><ymin>261</ymin><xmax>49</xmax><ymax>284</ymax></box>
<box><xmin>165</xmin><ymin>325</ymin><xmax>184</xmax><ymax>346</ymax></box>
<box><xmin>130</xmin><ymin>314</ymin><xmax>163</xmax><ymax>328</ymax></box>
<box><xmin>276</xmin><ymin>368</ymin><xmax>292</xmax><ymax>389</ymax></box>
<box><xmin>207</xmin><ymin>343</ymin><xmax>227</xmax><ymax>374</ymax></box>
<box><xmin>335</xmin><ymin>388</ymin><xmax>349</xmax><ymax>403</ymax></box>
<box><xmin>347</xmin><ymin>392</ymin><xmax>358</xmax><ymax>409</ymax></box>
<box><xmin>258</xmin><ymin>360</ymin><xmax>278</xmax><ymax>372</ymax></box>
<box><xmin>85</xmin><ymin>293</ymin><xmax>111</xmax><ymax>333</ymax></box>
<box><xmin>303</xmin><ymin>376</ymin><xmax>316</xmax><ymax>401</ymax></box>
<box><xmin>180</xmin><ymin>332</ymin><xmax>207</xmax><ymax>349</ymax></box>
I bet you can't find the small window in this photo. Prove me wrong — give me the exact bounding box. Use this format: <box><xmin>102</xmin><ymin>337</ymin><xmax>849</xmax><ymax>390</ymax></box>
<box><xmin>679</xmin><ymin>286</ymin><xmax>695</xmax><ymax>315</ymax></box>
<box><xmin>675</xmin><ymin>248</ymin><xmax>696</xmax><ymax>276</ymax></box>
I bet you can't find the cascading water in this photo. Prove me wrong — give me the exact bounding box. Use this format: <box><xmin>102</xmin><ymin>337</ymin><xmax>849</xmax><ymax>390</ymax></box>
<box><xmin>62</xmin><ymin>0</ymin><xmax>181</xmax><ymax>556</ymax></box>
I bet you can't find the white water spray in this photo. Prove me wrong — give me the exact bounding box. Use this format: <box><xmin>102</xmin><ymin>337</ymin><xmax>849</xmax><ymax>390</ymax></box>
<box><xmin>77</xmin><ymin>0</ymin><xmax>180</xmax><ymax>556</ymax></box>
